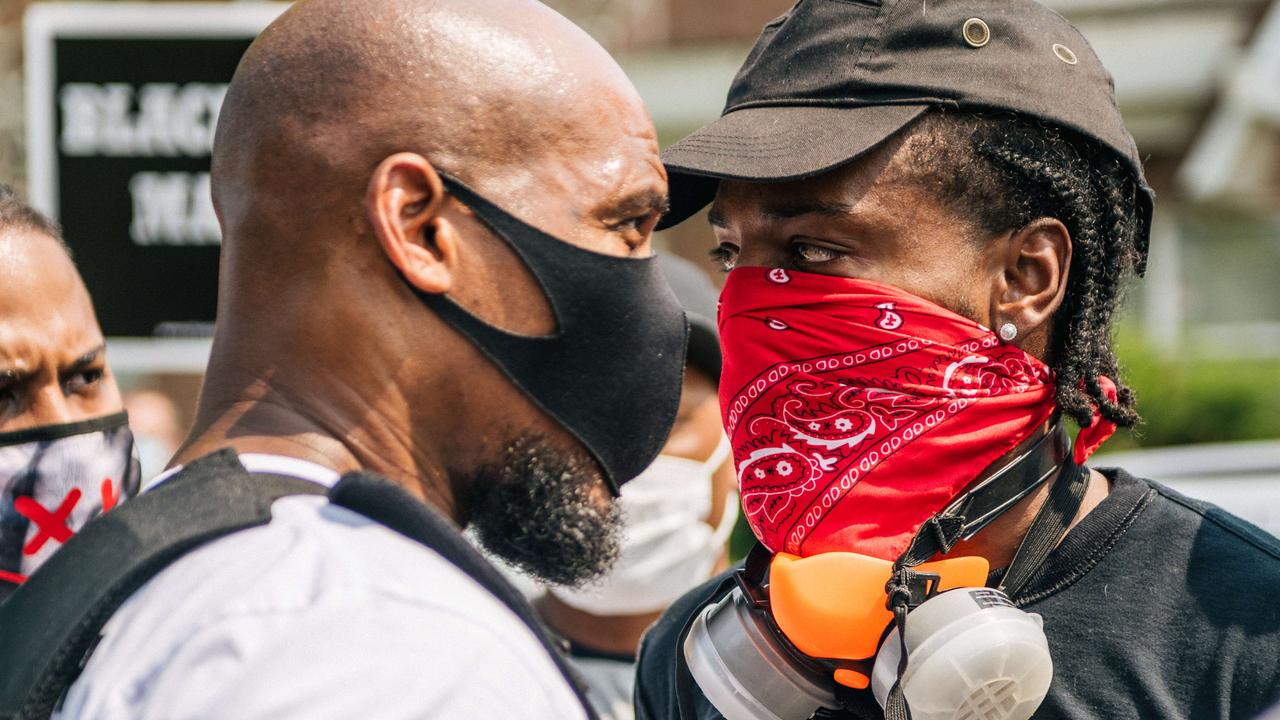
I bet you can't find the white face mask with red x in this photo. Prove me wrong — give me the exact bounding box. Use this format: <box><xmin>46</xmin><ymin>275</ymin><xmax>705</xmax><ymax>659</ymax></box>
<box><xmin>0</xmin><ymin>412</ymin><xmax>141</xmax><ymax>595</ymax></box>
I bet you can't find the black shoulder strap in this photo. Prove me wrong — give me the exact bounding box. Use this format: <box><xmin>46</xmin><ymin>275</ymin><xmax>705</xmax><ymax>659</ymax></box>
<box><xmin>327</xmin><ymin>472</ymin><xmax>601</xmax><ymax>720</ymax></box>
<box><xmin>0</xmin><ymin>449</ymin><xmax>325</xmax><ymax>720</ymax></box>
<box><xmin>0</xmin><ymin>453</ymin><xmax>600</xmax><ymax>720</ymax></box>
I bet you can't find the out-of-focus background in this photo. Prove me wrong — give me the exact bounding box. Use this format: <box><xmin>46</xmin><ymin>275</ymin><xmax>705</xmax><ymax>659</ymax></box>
<box><xmin>1</xmin><ymin>0</ymin><xmax>1277</xmax><ymax>521</ymax></box>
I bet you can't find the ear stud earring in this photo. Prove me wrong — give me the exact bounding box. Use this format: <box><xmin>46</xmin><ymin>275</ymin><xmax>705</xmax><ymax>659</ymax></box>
<box><xmin>998</xmin><ymin>322</ymin><xmax>1019</xmax><ymax>342</ymax></box>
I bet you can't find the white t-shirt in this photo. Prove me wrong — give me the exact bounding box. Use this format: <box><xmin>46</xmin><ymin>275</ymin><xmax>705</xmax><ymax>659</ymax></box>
<box><xmin>58</xmin><ymin>454</ymin><xmax>588</xmax><ymax>720</ymax></box>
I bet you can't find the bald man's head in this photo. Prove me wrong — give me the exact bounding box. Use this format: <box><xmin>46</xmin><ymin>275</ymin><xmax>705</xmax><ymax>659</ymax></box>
<box><xmin>196</xmin><ymin>0</ymin><xmax>673</xmax><ymax>584</ymax></box>
<box><xmin>212</xmin><ymin>0</ymin><xmax>657</xmax><ymax>240</ymax></box>
<box><xmin>209</xmin><ymin>0</ymin><xmax>667</xmax><ymax>338</ymax></box>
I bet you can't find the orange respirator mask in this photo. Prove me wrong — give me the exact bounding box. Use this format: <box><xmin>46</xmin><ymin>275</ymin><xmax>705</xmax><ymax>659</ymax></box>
<box><xmin>680</xmin><ymin>423</ymin><xmax>1089</xmax><ymax>720</ymax></box>
<box><xmin>681</xmin><ymin>269</ymin><xmax>1118</xmax><ymax>720</ymax></box>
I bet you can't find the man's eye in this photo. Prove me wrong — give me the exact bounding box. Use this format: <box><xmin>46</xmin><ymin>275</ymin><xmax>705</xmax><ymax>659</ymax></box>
<box><xmin>792</xmin><ymin>242</ymin><xmax>840</xmax><ymax>264</ymax></box>
<box><xmin>710</xmin><ymin>244</ymin><xmax>738</xmax><ymax>273</ymax></box>
<box><xmin>0</xmin><ymin>385</ymin><xmax>16</xmax><ymax>413</ymax></box>
<box><xmin>611</xmin><ymin>214</ymin><xmax>658</xmax><ymax>238</ymax></box>
<box><xmin>614</xmin><ymin>217</ymin><xmax>643</xmax><ymax>233</ymax></box>
<box><xmin>63</xmin><ymin>368</ymin><xmax>104</xmax><ymax>395</ymax></box>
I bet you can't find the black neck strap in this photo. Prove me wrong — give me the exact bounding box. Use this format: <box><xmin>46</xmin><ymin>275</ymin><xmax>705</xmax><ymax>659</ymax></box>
<box><xmin>997</xmin><ymin>459</ymin><xmax>1090</xmax><ymax>598</ymax></box>
<box><xmin>0</xmin><ymin>411</ymin><xmax>130</xmax><ymax>446</ymax></box>
<box><xmin>895</xmin><ymin>421</ymin><xmax>1072</xmax><ymax>568</ymax></box>
<box><xmin>946</xmin><ymin>421</ymin><xmax>1072</xmax><ymax>539</ymax></box>
<box><xmin>883</xmin><ymin>424</ymin><xmax>1089</xmax><ymax>720</ymax></box>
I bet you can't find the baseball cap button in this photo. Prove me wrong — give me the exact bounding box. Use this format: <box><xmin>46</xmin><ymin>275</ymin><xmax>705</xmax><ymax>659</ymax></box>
<box><xmin>1053</xmin><ymin>43</ymin><xmax>1079</xmax><ymax>65</ymax></box>
<box><xmin>962</xmin><ymin>18</ymin><xmax>990</xmax><ymax>48</ymax></box>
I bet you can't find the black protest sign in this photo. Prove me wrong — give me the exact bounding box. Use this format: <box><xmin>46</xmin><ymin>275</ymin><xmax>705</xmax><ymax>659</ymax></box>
<box><xmin>25</xmin><ymin>4</ymin><xmax>283</xmax><ymax>337</ymax></box>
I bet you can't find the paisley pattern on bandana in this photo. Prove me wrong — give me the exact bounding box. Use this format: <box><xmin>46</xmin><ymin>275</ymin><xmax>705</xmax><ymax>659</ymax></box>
<box><xmin>718</xmin><ymin>268</ymin><xmax>1079</xmax><ymax>560</ymax></box>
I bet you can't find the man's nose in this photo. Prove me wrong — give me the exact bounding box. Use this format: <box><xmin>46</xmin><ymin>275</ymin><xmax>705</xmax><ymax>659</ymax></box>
<box><xmin>736</xmin><ymin>238</ymin><xmax>784</xmax><ymax>269</ymax></box>
<box><xmin>27</xmin><ymin>382</ymin><xmax>77</xmax><ymax>427</ymax></box>
<box><xmin>629</xmin><ymin>234</ymin><xmax>652</xmax><ymax>257</ymax></box>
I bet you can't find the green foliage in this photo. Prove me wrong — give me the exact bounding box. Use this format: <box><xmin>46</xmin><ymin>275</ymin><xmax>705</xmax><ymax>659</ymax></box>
<box><xmin>728</xmin><ymin>510</ymin><xmax>756</xmax><ymax>565</ymax></box>
<box><xmin>1109</xmin><ymin>331</ymin><xmax>1280</xmax><ymax>449</ymax></box>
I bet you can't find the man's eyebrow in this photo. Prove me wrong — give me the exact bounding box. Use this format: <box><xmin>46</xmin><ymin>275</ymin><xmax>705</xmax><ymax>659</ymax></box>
<box><xmin>611</xmin><ymin>188</ymin><xmax>670</xmax><ymax>218</ymax></box>
<box><xmin>61</xmin><ymin>344</ymin><xmax>106</xmax><ymax>374</ymax></box>
<box><xmin>707</xmin><ymin>209</ymin><xmax>727</xmax><ymax>228</ymax></box>
<box><xmin>759</xmin><ymin>199</ymin><xmax>859</xmax><ymax>221</ymax></box>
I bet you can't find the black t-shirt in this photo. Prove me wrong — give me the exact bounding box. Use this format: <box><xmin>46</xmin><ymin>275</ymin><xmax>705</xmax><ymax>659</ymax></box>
<box><xmin>635</xmin><ymin>469</ymin><xmax>1280</xmax><ymax>720</ymax></box>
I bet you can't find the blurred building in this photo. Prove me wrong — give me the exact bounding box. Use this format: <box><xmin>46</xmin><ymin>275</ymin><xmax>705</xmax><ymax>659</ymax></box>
<box><xmin>0</xmin><ymin>0</ymin><xmax>1277</xmax><ymax>385</ymax></box>
<box><xmin>0</xmin><ymin>1</ymin><xmax>26</xmax><ymax>189</ymax></box>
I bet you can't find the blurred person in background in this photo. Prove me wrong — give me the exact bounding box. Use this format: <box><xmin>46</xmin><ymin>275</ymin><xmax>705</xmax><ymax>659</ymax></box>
<box><xmin>0</xmin><ymin>185</ymin><xmax>140</xmax><ymax>601</ymax></box>
<box><xmin>634</xmin><ymin>1</ymin><xmax>1280</xmax><ymax>719</ymax></box>
<box><xmin>121</xmin><ymin>389</ymin><xmax>184</xmax><ymax>484</ymax></box>
<box><xmin>535</xmin><ymin>254</ymin><xmax>737</xmax><ymax>720</ymax></box>
<box><xmin>0</xmin><ymin>0</ymin><xmax>686</xmax><ymax>718</ymax></box>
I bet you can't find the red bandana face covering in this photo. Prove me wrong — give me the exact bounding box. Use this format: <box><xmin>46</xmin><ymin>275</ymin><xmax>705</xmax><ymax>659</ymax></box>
<box><xmin>719</xmin><ymin>267</ymin><xmax>1116</xmax><ymax>560</ymax></box>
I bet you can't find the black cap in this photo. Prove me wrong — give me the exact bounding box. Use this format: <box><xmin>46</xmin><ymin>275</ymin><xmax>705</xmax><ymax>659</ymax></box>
<box><xmin>657</xmin><ymin>254</ymin><xmax>721</xmax><ymax>381</ymax></box>
<box><xmin>658</xmin><ymin>0</ymin><xmax>1154</xmax><ymax>258</ymax></box>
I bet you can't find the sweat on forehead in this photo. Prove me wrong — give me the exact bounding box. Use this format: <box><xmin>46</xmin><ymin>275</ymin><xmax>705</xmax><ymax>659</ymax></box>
<box><xmin>0</xmin><ymin>229</ymin><xmax>100</xmax><ymax>361</ymax></box>
<box><xmin>0</xmin><ymin>195</ymin><xmax>84</xmax><ymax>333</ymax></box>
<box><xmin>0</xmin><ymin>228</ymin><xmax>83</xmax><ymax>300</ymax></box>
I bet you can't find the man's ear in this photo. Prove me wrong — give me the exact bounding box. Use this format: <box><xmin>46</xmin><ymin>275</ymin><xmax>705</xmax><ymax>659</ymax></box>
<box><xmin>366</xmin><ymin>153</ymin><xmax>458</xmax><ymax>295</ymax></box>
<box><xmin>990</xmin><ymin>218</ymin><xmax>1072</xmax><ymax>354</ymax></box>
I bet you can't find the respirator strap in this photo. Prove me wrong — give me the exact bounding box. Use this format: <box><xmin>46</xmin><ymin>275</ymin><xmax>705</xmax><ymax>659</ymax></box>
<box><xmin>998</xmin><ymin>459</ymin><xmax>1090</xmax><ymax>598</ymax></box>
<box><xmin>881</xmin><ymin>424</ymin><xmax>1084</xmax><ymax>720</ymax></box>
<box><xmin>883</xmin><ymin>422</ymin><xmax>1070</xmax><ymax>571</ymax></box>
<box><xmin>882</xmin><ymin>594</ymin><xmax>914</xmax><ymax>720</ymax></box>
<box><xmin>944</xmin><ymin>421</ymin><xmax>1072</xmax><ymax>543</ymax></box>
<box><xmin>882</xmin><ymin>539</ymin><xmax>941</xmax><ymax>720</ymax></box>
<box><xmin>884</xmin><ymin>462</ymin><xmax>1087</xmax><ymax>716</ymax></box>
<box><xmin>883</xmin><ymin>557</ymin><xmax>928</xmax><ymax>720</ymax></box>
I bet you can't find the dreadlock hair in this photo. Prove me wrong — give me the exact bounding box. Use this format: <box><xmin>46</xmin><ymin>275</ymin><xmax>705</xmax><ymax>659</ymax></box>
<box><xmin>0</xmin><ymin>184</ymin><xmax>69</xmax><ymax>256</ymax></box>
<box><xmin>901</xmin><ymin>110</ymin><xmax>1145</xmax><ymax>429</ymax></box>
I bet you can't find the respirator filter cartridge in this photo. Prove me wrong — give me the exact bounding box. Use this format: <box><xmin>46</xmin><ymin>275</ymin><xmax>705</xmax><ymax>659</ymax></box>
<box><xmin>683</xmin><ymin>587</ymin><xmax>837</xmax><ymax>720</ymax></box>
<box><xmin>871</xmin><ymin>587</ymin><xmax>1053</xmax><ymax>720</ymax></box>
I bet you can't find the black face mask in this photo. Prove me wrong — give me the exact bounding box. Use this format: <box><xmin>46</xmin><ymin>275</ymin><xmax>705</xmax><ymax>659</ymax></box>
<box><xmin>412</xmin><ymin>174</ymin><xmax>688</xmax><ymax>494</ymax></box>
